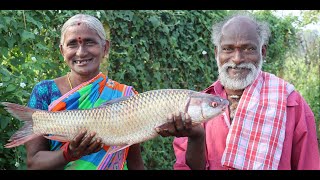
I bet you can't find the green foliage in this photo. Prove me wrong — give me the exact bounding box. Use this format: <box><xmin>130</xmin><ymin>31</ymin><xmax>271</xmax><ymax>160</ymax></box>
<box><xmin>254</xmin><ymin>11</ymin><xmax>299</xmax><ymax>76</ymax></box>
<box><xmin>141</xmin><ymin>136</ymin><xmax>176</xmax><ymax>170</ymax></box>
<box><xmin>280</xmin><ymin>10</ymin><xmax>320</xmax><ymax>143</ymax></box>
<box><xmin>0</xmin><ymin>10</ymin><xmax>308</xmax><ymax>170</ymax></box>
<box><xmin>301</xmin><ymin>10</ymin><xmax>320</xmax><ymax>26</ymax></box>
<box><xmin>284</xmin><ymin>58</ymin><xmax>320</xmax><ymax>138</ymax></box>
<box><xmin>283</xmin><ymin>30</ymin><xmax>320</xmax><ymax>139</ymax></box>
<box><xmin>100</xmin><ymin>10</ymin><xmax>227</xmax><ymax>92</ymax></box>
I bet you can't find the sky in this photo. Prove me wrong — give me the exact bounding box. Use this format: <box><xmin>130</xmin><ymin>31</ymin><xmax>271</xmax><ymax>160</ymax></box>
<box><xmin>274</xmin><ymin>10</ymin><xmax>320</xmax><ymax>32</ymax></box>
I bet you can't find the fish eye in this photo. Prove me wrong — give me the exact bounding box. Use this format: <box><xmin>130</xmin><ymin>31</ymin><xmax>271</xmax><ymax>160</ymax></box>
<box><xmin>212</xmin><ymin>102</ymin><xmax>218</xmax><ymax>107</ymax></box>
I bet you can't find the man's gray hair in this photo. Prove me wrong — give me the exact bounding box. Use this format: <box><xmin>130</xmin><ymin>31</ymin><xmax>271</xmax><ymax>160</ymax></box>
<box><xmin>211</xmin><ymin>13</ymin><xmax>271</xmax><ymax>48</ymax></box>
<box><xmin>60</xmin><ymin>14</ymin><xmax>106</xmax><ymax>45</ymax></box>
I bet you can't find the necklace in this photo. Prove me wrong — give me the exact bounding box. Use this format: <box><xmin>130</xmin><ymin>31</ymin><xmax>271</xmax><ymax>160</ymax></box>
<box><xmin>67</xmin><ymin>72</ymin><xmax>73</xmax><ymax>89</ymax></box>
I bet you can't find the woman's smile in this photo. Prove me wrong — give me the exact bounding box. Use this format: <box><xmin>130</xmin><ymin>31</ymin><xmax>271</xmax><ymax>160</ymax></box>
<box><xmin>73</xmin><ymin>59</ymin><xmax>93</xmax><ymax>66</ymax></box>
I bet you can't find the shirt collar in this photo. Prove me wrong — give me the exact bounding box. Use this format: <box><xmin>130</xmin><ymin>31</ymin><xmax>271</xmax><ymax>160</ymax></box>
<box><xmin>202</xmin><ymin>80</ymin><xmax>226</xmax><ymax>98</ymax></box>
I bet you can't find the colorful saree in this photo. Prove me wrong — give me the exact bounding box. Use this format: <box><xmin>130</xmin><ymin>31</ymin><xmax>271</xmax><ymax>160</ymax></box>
<box><xmin>48</xmin><ymin>72</ymin><xmax>137</xmax><ymax>170</ymax></box>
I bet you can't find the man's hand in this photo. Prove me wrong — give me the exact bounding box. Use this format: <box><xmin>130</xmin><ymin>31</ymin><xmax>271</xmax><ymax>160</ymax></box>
<box><xmin>156</xmin><ymin>112</ymin><xmax>204</xmax><ymax>138</ymax></box>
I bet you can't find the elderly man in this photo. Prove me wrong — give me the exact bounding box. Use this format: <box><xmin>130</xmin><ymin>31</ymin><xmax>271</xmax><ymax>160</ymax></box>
<box><xmin>156</xmin><ymin>14</ymin><xmax>320</xmax><ymax>170</ymax></box>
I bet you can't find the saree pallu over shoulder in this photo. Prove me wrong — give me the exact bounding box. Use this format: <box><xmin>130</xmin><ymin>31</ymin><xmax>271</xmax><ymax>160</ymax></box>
<box><xmin>48</xmin><ymin>72</ymin><xmax>136</xmax><ymax>170</ymax></box>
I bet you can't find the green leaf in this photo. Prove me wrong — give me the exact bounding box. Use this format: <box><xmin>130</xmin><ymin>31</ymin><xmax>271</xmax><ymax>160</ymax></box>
<box><xmin>0</xmin><ymin>17</ymin><xmax>8</xmax><ymax>31</ymax></box>
<box><xmin>10</xmin><ymin>58</ymin><xmax>25</xmax><ymax>66</ymax></box>
<box><xmin>26</xmin><ymin>14</ymin><xmax>43</xmax><ymax>29</ymax></box>
<box><xmin>3</xmin><ymin>17</ymin><xmax>12</xmax><ymax>25</ymax></box>
<box><xmin>0</xmin><ymin>23</ymin><xmax>5</xmax><ymax>30</ymax></box>
<box><xmin>4</xmin><ymin>37</ymin><xmax>16</xmax><ymax>48</ymax></box>
<box><xmin>1</xmin><ymin>117</ymin><xmax>10</xmax><ymax>129</ymax></box>
<box><xmin>142</xmin><ymin>52</ymin><xmax>149</xmax><ymax>60</ymax></box>
<box><xmin>128</xmin><ymin>65</ymin><xmax>136</xmax><ymax>75</ymax></box>
<box><xmin>6</xmin><ymin>84</ymin><xmax>16</xmax><ymax>92</ymax></box>
<box><xmin>21</xmin><ymin>30</ymin><xmax>35</xmax><ymax>42</ymax></box>
<box><xmin>3</xmin><ymin>76</ymin><xmax>10</xmax><ymax>82</ymax></box>
<box><xmin>122</xmin><ymin>11</ymin><xmax>134</xmax><ymax>21</ymax></box>
<box><xmin>149</xmin><ymin>16</ymin><xmax>161</xmax><ymax>28</ymax></box>
<box><xmin>0</xmin><ymin>47</ymin><xmax>8</xmax><ymax>57</ymax></box>
<box><xmin>136</xmin><ymin>63</ymin><xmax>144</xmax><ymax>71</ymax></box>
<box><xmin>154</xmin><ymin>71</ymin><xmax>161</xmax><ymax>81</ymax></box>
<box><xmin>152</xmin><ymin>62</ymin><xmax>160</xmax><ymax>71</ymax></box>
<box><xmin>36</xmin><ymin>43</ymin><xmax>48</xmax><ymax>50</ymax></box>
<box><xmin>162</xmin><ymin>25</ymin><xmax>169</xmax><ymax>34</ymax></box>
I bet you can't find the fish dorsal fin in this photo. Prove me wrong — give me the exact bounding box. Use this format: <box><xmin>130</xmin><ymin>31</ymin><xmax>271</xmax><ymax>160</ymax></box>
<box><xmin>98</xmin><ymin>96</ymin><xmax>131</xmax><ymax>108</ymax></box>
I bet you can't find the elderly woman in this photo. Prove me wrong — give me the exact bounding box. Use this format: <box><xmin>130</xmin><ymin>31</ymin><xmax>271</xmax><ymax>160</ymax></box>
<box><xmin>25</xmin><ymin>14</ymin><xmax>144</xmax><ymax>170</ymax></box>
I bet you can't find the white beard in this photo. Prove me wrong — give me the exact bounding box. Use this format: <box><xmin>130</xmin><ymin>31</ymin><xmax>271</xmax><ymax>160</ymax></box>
<box><xmin>217</xmin><ymin>57</ymin><xmax>263</xmax><ymax>90</ymax></box>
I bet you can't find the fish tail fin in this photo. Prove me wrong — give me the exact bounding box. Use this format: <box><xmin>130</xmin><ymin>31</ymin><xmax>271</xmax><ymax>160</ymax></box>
<box><xmin>1</xmin><ymin>102</ymin><xmax>35</xmax><ymax>122</ymax></box>
<box><xmin>1</xmin><ymin>102</ymin><xmax>40</xmax><ymax>148</ymax></box>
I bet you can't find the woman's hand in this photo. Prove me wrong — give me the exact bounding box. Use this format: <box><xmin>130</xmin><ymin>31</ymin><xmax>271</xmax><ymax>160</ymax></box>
<box><xmin>67</xmin><ymin>130</ymin><xmax>104</xmax><ymax>160</ymax></box>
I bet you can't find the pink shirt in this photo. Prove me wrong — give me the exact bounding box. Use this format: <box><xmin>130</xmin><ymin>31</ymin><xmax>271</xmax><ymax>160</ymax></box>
<box><xmin>173</xmin><ymin>81</ymin><xmax>320</xmax><ymax>170</ymax></box>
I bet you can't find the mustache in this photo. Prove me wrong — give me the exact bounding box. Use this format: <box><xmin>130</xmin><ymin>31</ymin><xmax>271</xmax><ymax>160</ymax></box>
<box><xmin>221</xmin><ymin>61</ymin><xmax>256</xmax><ymax>70</ymax></box>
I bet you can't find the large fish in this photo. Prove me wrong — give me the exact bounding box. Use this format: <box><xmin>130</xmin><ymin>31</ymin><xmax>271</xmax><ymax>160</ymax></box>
<box><xmin>1</xmin><ymin>89</ymin><xmax>229</xmax><ymax>153</ymax></box>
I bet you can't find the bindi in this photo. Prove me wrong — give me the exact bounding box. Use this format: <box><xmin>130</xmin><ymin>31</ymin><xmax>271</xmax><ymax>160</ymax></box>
<box><xmin>78</xmin><ymin>37</ymin><xmax>83</xmax><ymax>44</ymax></box>
<box><xmin>77</xmin><ymin>22</ymin><xmax>81</xmax><ymax>26</ymax></box>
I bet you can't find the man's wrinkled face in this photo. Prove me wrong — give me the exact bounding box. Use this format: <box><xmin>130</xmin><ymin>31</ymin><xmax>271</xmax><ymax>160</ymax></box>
<box><xmin>215</xmin><ymin>18</ymin><xmax>265</xmax><ymax>90</ymax></box>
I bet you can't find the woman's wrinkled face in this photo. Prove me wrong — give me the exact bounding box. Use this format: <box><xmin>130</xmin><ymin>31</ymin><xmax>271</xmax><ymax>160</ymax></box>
<box><xmin>60</xmin><ymin>23</ymin><xmax>107</xmax><ymax>77</ymax></box>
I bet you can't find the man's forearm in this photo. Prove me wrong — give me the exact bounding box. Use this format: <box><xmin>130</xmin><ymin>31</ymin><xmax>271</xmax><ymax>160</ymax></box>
<box><xmin>186</xmin><ymin>135</ymin><xmax>206</xmax><ymax>170</ymax></box>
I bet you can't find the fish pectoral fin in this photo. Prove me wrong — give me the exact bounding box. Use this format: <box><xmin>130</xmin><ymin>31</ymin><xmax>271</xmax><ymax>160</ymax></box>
<box><xmin>44</xmin><ymin>135</ymin><xmax>69</xmax><ymax>142</ymax></box>
<box><xmin>105</xmin><ymin>144</ymin><xmax>131</xmax><ymax>156</ymax></box>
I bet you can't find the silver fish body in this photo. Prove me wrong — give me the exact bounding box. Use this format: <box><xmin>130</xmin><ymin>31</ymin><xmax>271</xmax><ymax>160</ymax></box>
<box><xmin>2</xmin><ymin>89</ymin><xmax>229</xmax><ymax>147</ymax></box>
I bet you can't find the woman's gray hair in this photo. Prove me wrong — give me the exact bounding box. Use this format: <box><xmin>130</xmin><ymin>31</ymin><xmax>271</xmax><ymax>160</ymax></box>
<box><xmin>60</xmin><ymin>14</ymin><xmax>106</xmax><ymax>45</ymax></box>
<box><xmin>211</xmin><ymin>13</ymin><xmax>271</xmax><ymax>49</ymax></box>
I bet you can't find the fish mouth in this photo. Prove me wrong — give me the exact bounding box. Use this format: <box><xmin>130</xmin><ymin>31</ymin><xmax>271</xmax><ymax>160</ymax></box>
<box><xmin>221</xmin><ymin>106</ymin><xmax>227</xmax><ymax>112</ymax></box>
<box><xmin>218</xmin><ymin>98</ymin><xmax>229</xmax><ymax>106</ymax></box>
<box><xmin>73</xmin><ymin>59</ymin><xmax>93</xmax><ymax>65</ymax></box>
<box><xmin>220</xmin><ymin>99</ymin><xmax>230</xmax><ymax>112</ymax></box>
